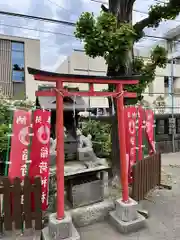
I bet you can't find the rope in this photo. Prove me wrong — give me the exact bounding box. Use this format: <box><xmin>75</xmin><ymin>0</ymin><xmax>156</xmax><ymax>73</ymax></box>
<box><xmin>54</xmin><ymin>88</ymin><xmax>127</xmax><ymax>118</ymax></box>
<box><xmin>111</xmin><ymin>95</ymin><xmax>115</xmax><ymax>115</ymax></box>
<box><xmin>54</xmin><ymin>88</ymin><xmax>64</xmax><ymax>97</ymax></box>
<box><xmin>73</xmin><ymin>95</ymin><xmax>76</xmax><ymax>118</ymax></box>
<box><xmin>115</xmin><ymin>90</ymin><xmax>126</xmax><ymax>99</ymax></box>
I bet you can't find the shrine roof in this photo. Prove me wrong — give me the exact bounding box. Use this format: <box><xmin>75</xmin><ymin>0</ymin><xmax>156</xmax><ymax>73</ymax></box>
<box><xmin>28</xmin><ymin>67</ymin><xmax>139</xmax><ymax>81</ymax></box>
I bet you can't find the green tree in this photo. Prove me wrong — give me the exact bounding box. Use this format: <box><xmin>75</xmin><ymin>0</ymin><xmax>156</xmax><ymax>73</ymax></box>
<box><xmin>75</xmin><ymin>1</ymin><xmax>179</xmax><ymax>178</ymax></box>
<box><xmin>74</xmin><ymin>0</ymin><xmax>180</xmax><ymax>100</ymax></box>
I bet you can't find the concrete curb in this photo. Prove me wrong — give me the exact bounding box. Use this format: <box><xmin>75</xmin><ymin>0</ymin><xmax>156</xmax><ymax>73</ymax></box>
<box><xmin>70</xmin><ymin>200</ymin><xmax>115</xmax><ymax>227</ymax></box>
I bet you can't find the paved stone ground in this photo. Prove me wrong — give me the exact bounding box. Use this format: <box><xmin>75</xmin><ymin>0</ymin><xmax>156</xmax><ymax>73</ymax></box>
<box><xmin>78</xmin><ymin>153</ymin><xmax>180</xmax><ymax>240</ymax></box>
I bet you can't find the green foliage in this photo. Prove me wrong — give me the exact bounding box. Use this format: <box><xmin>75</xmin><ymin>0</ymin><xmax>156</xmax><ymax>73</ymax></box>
<box><xmin>80</xmin><ymin>119</ymin><xmax>111</xmax><ymax>157</ymax></box>
<box><xmin>0</xmin><ymin>97</ymin><xmax>34</xmax><ymax>154</ymax></box>
<box><xmin>134</xmin><ymin>1</ymin><xmax>180</xmax><ymax>39</ymax></box>
<box><xmin>75</xmin><ymin>11</ymin><xmax>137</xmax><ymax>70</ymax></box>
<box><xmin>0</xmin><ymin>124</ymin><xmax>10</xmax><ymax>153</ymax></box>
<box><xmin>125</xmin><ymin>45</ymin><xmax>167</xmax><ymax>102</ymax></box>
<box><xmin>148</xmin><ymin>1</ymin><xmax>180</xmax><ymax>28</ymax></box>
<box><xmin>74</xmin><ymin>1</ymin><xmax>179</xmax><ymax>100</ymax></box>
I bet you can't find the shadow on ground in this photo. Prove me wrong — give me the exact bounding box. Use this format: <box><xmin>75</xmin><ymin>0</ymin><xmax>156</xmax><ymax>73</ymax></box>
<box><xmin>78</xmin><ymin>162</ymin><xmax>180</xmax><ymax>240</ymax></box>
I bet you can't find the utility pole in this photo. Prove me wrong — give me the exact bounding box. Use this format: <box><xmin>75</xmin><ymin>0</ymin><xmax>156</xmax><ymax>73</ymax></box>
<box><xmin>168</xmin><ymin>40</ymin><xmax>175</xmax><ymax>152</ymax></box>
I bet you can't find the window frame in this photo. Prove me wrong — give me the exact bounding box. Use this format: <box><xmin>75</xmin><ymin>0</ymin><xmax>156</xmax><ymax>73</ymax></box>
<box><xmin>11</xmin><ymin>41</ymin><xmax>25</xmax><ymax>83</ymax></box>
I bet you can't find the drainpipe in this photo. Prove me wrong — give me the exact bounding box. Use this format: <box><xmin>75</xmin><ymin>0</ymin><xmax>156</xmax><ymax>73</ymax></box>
<box><xmin>169</xmin><ymin>40</ymin><xmax>175</xmax><ymax>152</ymax></box>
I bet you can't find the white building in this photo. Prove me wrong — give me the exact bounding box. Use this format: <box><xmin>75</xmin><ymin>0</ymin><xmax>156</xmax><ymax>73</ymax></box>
<box><xmin>0</xmin><ymin>34</ymin><xmax>40</xmax><ymax>101</ymax></box>
<box><xmin>56</xmin><ymin>48</ymin><xmax>180</xmax><ymax>111</ymax></box>
<box><xmin>56</xmin><ymin>49</ymin><xmax>109</xmax><ymax>112</ymax></box>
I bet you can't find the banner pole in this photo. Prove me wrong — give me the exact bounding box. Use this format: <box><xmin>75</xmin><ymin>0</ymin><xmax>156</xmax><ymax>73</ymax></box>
<box><xmin>26</xmin><ymin>107</ymin><xmax>35</xmax><ymax>175</ymax></box>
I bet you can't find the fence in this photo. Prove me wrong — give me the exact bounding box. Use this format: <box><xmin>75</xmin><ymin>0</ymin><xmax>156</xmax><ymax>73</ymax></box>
<box><xmin>155</xmin><ymin>113</ymin><xmax>180</xmax><ymax>153</ymax></box>
<box><xmin>131</xmin><ymin>153</ymin><xmax>161</xmax><ymax>201</ymax></box>
<box><xmin>0</xmin><ymin>176</ymin><xmax>42</xmax><ymax>236</ymax></box>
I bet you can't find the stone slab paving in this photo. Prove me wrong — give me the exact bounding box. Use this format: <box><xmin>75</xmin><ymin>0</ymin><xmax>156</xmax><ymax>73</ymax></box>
<box><xmin>78</xmin><ymin>154</ymin><xmax>180</xmax><ymax>240</ymax></box>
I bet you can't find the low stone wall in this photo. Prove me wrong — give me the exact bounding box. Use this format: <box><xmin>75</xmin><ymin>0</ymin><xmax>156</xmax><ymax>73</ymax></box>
<box><xmin>156</xmin><ymin>140</ymin><xmax>180</xmax><ymax>153</ymax></box>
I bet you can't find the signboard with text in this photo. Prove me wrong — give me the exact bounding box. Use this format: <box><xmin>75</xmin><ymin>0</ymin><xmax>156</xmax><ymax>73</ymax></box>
<box><xmin>8</xmin><ymin>110</ymin><xmax>31</xmax><ymax>180</ymax></box>
<box><xmin>29</xmin><ymin>109</ymin><xmax>51</xmax><ymax>210</ymax></box>
<box><xmin>125</xmin><ymin>107</ymin><xmax>137</xmax><ymax>183</ymax></box>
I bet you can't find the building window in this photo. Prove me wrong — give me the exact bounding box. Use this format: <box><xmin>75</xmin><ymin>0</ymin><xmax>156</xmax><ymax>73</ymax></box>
<box><xmin>12</xmin><ymin>71</ymin><xmax>24</xmax><ymax>82</ymax></box>
<box><xmin>11</xmin><ymin>42</ymin><xmax>25</xmax><ymax>82</ymax></box>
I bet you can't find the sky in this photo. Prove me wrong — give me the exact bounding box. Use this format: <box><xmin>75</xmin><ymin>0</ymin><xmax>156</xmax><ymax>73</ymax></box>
<box><xmin>0</xmin><ymin>0</ymin><xmax>180</xmax><ymax>71</ymax></box>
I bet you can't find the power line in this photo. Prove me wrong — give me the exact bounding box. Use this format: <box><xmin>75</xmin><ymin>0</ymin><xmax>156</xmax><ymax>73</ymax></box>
<box><xmin>90</xmin><ymin>0</ymin><xmax>180</xmax><ymax>23</ymax></box>
<box><xmin>46</xmin><ymin>0</ymin><xmax>69</xmax><ymax>11</ymax></box>
<box><xmin>2</xmin><ymin>22</ymin><xmax>180</xmax><ymax>65</ymax></box>
<box><xmin>90</xmin><ymin>0</ymin><xmax>148</xmax><ymax>13</ymax></box>
<box><xmin>0</xmin><ymin>11</ymin><xmax>170</xmax><ymax>40</ymax></box>
<box><xmin>1</xmin><ymin>10</ymin><xmax>180</xmax><ymax>44</ymax></box>
<box><xmin>2</xmin><ymin>22</ymin><xmax>171</xmax><ymax>54</ymax></box>
<box><xmin>46</xmin><ymin>0</ymin><xmax>79</xmax><ymax>16</ymax></box>
<box><xmin>0</xmin><ymin>23</ymin><xmax>74</xmax><ymax>38</ymax></box>
<box><xmin>0</xmin><ymin>22</ymin><xmax>156</xmax><ymax>49</ymax></box>
<box><xmin>0</xmin><ymin>21</ymin><xmax>171</xmax><ymax>46</ymax></box>
<box><xmin>0</xmin><ymin>10</ymin><xmax>75</xmax><ymax>26</ymax></box>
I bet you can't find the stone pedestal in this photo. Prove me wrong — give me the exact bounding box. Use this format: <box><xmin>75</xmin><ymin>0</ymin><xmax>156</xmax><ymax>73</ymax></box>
<box><xmin>109</xmin><ymin>198</ymin><xmax>146</xmax><ymax>234</ymax></box>
<box><xmin>42</xmin><ymin>212</ymin><xmax>80</xmax><ymax>240</ymax></box>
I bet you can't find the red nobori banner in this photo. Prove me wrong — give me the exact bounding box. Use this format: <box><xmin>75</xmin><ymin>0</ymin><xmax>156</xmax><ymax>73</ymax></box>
<box><xmin>29</xmin><ymin>109</ymin><xmax>51</xmax><ymax>210</ymax></box>
<box><xmin>8</xmin><ymin>110</ymin><xmax>31</xmax><ymax>180</ymax></box>
<box><xmin>125</xmin><ymin>106</ymin><xmax>137</xmax><ymax>183</ymax></box>
<box><xmin>137</xmin><ymin>107</ymin><xmax>143</xmax><ymax>161</ymax></box>
<box><xmin>145</xmin><ymin>109</ymin><xmax>155</xmax><ymax>154</ymax></box>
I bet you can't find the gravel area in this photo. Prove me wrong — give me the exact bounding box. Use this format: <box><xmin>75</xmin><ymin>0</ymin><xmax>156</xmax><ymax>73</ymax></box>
<box><xmin>79</xmin><ymin>153</ymin><xmax>180</xmax><ymax>240</ymax></box>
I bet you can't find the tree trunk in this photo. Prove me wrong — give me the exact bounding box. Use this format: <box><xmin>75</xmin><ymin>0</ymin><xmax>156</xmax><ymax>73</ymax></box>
<box><xmin>108</xmin><ymin>0</ymin><xmax>134</xmax><ymax>180</ymax></box>
<box><xmin>108</xmin><ymin>0</ymin><xmax>134</xmax><ymax>77</ymax></box>
<box><xmin>109</xmin><ymin>0</ymin><xmax>133</xmax><ymax>23</ymax></box>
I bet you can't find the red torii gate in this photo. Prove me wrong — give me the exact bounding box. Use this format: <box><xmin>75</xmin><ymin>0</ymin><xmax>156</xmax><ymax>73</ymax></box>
<box><xmin>28</xmin><ymin>67</ymin><xmax>139</xmax><ymax>220</ymax></box>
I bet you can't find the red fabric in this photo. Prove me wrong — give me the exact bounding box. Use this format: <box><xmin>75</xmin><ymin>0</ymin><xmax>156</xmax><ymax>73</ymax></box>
<box><xmin>145</xmin><ymin>109</ymin><xmax>155</xmax><ymax>155</ymax></box>
<box><xmin>137</xmin><ymin>107</ymin><xmax>144</xmax><ymax>161</ymax></box>
<box><xmin>8</xmin><ymin>110</ymin><xmax>31</xmax><ymax>180</ymax></box>
<box><xmin>125</xmin><ymin>107</ymin><xmax>137</xmax><ymax>184</ymax></box>
<box><xmin>29</xmin><ymin>109</ymin><xmax>51</xmax><ymax>210</ymax></box>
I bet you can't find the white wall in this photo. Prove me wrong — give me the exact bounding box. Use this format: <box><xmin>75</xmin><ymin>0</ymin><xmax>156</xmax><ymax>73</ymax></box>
<box><xmin>0</xmin><ymin>34</ymin><xmax>41</xmax><ymax>101</ymax></box>
<box><xmin>56</xmin><ymin>51</ymin><xmax>109</xmax><ymax>108</ymax></box>
<box><xmin>56</xmin><ymin>50</ymin><xmax>180</xmax><ymax>106</ymax></box>
<box><xmin>24</xmin><ymin>38</ymin><xmax>41</xmax><ymax>101</ymax></box>
<box><xmin>56</xmin><ymin>50</ymin><xmax>107</xmax><ymax>91</ymax></box>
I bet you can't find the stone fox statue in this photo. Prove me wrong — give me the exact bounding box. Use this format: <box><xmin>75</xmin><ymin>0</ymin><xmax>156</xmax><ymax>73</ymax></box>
<box><xmin>49</xmin><ymin>127</ymin><xmax>108</xmax><ymax>167</ymax></box>
<box><xmin>50</xmin><ymin>127</ymin><xmax>67</xmax><ymax>154</ymax></box>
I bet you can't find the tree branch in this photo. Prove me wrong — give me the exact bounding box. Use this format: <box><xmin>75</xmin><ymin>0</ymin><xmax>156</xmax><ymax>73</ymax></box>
<box><xmin>134</xmin><ymin>0</ymin><xmax>180</xmax><ymax>35</ymax></box>
<box><xmin>101</xmin><ymin>4</ymin><xmax>109</xmax><ymax>12</ymax></box>
<box><xmin>127</xmin><ymin>0</ymin><xmax>136</xmax><ymax>12</ymax></box>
